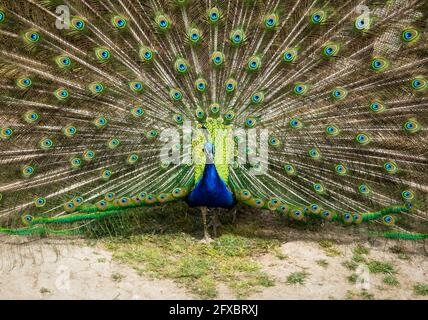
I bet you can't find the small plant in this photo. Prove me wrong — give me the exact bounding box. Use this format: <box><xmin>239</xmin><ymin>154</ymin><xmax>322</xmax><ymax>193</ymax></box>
<box><xmin>318</xmin><ymin>240</ymin><xmax>341</xmax><ymax>257</ymax></box>
<box><xmin>274</xmin><ymin>248</ymin><xmax>288</xmax><ymax>260</ymax></box>
<box><xmin>319</xmin><ymin>239</ymin><xmax>335</xmax><ymax>248</ymax></box>
<box><xmin>388</xmin><ymin>245</ymin><xmax>404</xmax><ymax>254</ymax></box>
<box><xmin>388</xmin><ymin>245</ymin><xmax>410</xmax><ymax>260</ymax></box>
<box><xmin>397</xmin><ymin>253</ymin><xmax>410</xmax><ymax>261</ymax></box>
<box><xmin>40</xmin><ymin>287</ymin><xmax>51</xmax><ymax>294</ymax></box>
<box><xmin>231</xmin><ymin>273</ymin><xmax>275</xmax><ymax>299</ymax></box>
<box><xmin>257</xmin><ymin>274</ymin><xmax>276</xmax><ymax>287</ymax></box>
<box><xmin>353</xmin><ymin>244</ymin><xmax>370</xmax><ymax>255</ymax></box>
<box><xmin>367</xmin><ymin>260</ymin><xmax>396</xmax><ymax>274</ymax></box>
<box><xmin>342</xmin><ymin>260</ymin><xmax>358</xmax><ymax>271</ymax></box>
<box><xmin>345</xmin><ymin>290</ymin><xmax>355</xmax><ymax>300</ymax></box>
<box><xmin>351</xmin><ymin>254</ymin><xmax>366</xmax><ymax>264</ymax></box>
<box><xmin>413</xmin><ymin>283</ymin><xmax>428</xmax><ymax>296</ymax></box>
<box><xmin>316</xmin><ymin>259</ymin><xmax>329</xmax><ymax>268</ymax></box>
<box><xmin>347</xmin><ymin>273</ymin><xmax>358</xmax><ymax>284</ymax></box>
<box><xmin>195</xmin><ymin>277</ymin><xmax>217</xmax><ymax>299</ymax></box>
<box><xmin>286</xmin><ymin>271</ymin><xmax>308</xmax><ymax>285</ymax></box>
<box><xmin>383</xmin><ymin>275</ymin><xmax>400</xmax><ymax>287</ymax></box>
<box><xmin>345</xmin><ymin>289</ymin><xmax>374</xmax><ymax>300</ymax></box>
<box><xmin>111</xmin><ymin>272</ymin><xmax>125</xmax><ymax>282</ymax></box>
<box><xmin>359</xmin><ymin>289</ymin><xmax>374</xmax><ymax>300</ymax></box>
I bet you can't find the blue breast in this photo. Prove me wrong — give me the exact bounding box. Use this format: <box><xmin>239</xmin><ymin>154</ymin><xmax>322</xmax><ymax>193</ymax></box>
<box><xmin>185</xmin><ymin>164</ymin><xmax>235</xmax><ymax>208</ymax></box>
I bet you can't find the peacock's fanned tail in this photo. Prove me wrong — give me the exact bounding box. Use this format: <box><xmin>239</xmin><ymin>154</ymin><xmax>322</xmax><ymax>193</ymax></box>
<box><xmin>0</xmin><ymin>0</ymin><xmax>427</xmax><ymax>239</ymax></box>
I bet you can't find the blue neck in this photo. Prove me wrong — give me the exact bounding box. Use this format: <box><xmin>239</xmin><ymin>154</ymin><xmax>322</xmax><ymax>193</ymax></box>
<box><xmin>185</xmin><ymin>164</ymin><xmax>234</xmax><ymax>208</ymax></box>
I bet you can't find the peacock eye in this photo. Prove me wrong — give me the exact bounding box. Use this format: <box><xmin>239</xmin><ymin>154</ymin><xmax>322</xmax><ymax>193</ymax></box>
<box><xmin>156</xmin><ymin>15</ymin><xmax>171</xmax><ymax>30</ymax></box>
<box><xmin>411</xmin><ymin>77</ymin><xmax>427</xmax><ymax>91</ymax></box>
<box><xmin>355</xmin><ymin>16</ymin><xmax>371</xmax><ymax>30</ymax></box>
<box><xmin>174</xmin><ymin>58</ymin><xmax>189</xmax><ymax>74</ymax></box>
<box><xmin>293</xmin><ymin>83</ymin><xmax>308</xmax><ymax>95</ymax></box>
<box><xmin>71</xmin><ymin>17</ymin><xmax>85</xmax><ymax>31</ymax></box>
<box><xmin>401</xmin><ymin>28</ymin><xmax>420</xmax><ymax>43</ymax></box>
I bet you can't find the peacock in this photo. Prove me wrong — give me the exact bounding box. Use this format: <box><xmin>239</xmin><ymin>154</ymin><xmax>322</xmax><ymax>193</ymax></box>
<box><xmin>0</xmin><ymin>0</ymin><xmax>427</xmax><ymax>242</ymax></box>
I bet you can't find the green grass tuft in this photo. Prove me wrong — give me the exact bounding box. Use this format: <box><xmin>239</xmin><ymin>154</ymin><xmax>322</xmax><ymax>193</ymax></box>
<box><xmin>347</xmin><ymin>274</ymin><xmax>358</xmax><ymax>284</ymax></box>
<box><xmin>388</xmin><ymin>245</ymin><xmax>404</xmax><ymax>254</ymax></box>
<box><xmin>382</xmin><ymin>275</ymin><xmax>400</xmax><ymax>287</ymax></box>
<box><xmin>111</xmin><ymin>272</ymin><xmax>124</xmax><ymax>282</ymax></box>
<box><xmin>316</xmin><ymin>259</ymin><xmax>329</xmax><ymax>268</ymax></box>
<box><xmin>342</xmin><ymin>260</ymin><xmax>359</xmax><ymax>271</ymax></box>
<box><xmin>351</xmin><ymin>254</ymin><xmax>366</xmax><ymax>264</ymax></box>
<box><xmin>286</xmin><ymin>272</ymin><xmax>308</xmax><ymax>285</ymax></box>
<box><xmin>359</xmin><ymin>289</ymin><xmax>375</xmax><ymax>300</ymax></box>
<box><xmin>40</xmin><ymin>287</ymin><xmax>51</xmax><ymax>294</ymax></box>
<box><xmin>318</xmin><ymin>239</ymin><xmax>341</xmax><ymax>257</ymax></box>
<box><xmin>388</xmin><ymin>245</ymin><xmax>411</xmax><ymax>260</ymax></box>
<box><xmin>345</xmin><ymin>289</ymin><xmax>374</xmax><ymax>300</ymax></box>
<box><xmin>353</xmin><ymin>244</ymin><xmax>370</xmax><ymax>255</ymax></box>
<box><xmin>367</xmin><ymin>260</ymin><xmax>396</xmax><ymax>274</ymax></box>
<box><xmin>413</xmin><ymin>283</ymin><xmax>428</xmax><ymax>296</ymax></box>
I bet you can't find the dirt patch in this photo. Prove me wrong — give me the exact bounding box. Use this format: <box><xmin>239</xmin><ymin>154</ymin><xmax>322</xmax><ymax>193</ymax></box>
<box><xmin>0</xmin><ymin>239</ymin><xmax>189</xmax><ymax>300</ymax></box>
<box><xmin>0</xmin><ymin>209</ymin><xmax>427</xmax><ymax>300</ymax></box>
<box><xmin>0</xmin><ymin>236</ymin><xmax>426</xmax><ymax>300</ymax></box>
<box><xmin>249</xmin><ymin>240</ymin><xmax>428</xmax><ymax>300</ymax></box>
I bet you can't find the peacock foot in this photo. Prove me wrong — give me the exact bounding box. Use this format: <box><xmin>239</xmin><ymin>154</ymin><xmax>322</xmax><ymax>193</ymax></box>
<box><xmin>200</xmin><ymin>234</ymin><xmax>214</xmax><ymax>244</ymax></box>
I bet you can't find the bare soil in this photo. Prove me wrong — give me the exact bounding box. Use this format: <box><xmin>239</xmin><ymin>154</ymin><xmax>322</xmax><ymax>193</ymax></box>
<box><xmin>1</xmin><ymin>234</ymin><xmax>426</xmax><ymax>300</ymax></box>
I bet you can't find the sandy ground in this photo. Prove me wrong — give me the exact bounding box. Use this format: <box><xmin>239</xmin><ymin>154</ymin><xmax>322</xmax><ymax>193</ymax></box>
<box><xmin>0</xmin><ymin>239</ymin><xmax>189</xmax><ymax>300</ymax></box>
<box><xmin>250</xmin><ymin>240</ymin><xmax>427</xmax><ymax>300</ymax></box>
<box><xmin>0</xmin><ymin>236</ymin><xmax>427</xmax><ymax>300</ymax></box>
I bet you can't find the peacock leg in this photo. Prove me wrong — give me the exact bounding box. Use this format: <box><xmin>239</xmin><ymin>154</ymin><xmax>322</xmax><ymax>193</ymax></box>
<box><xmin>232</xmin><ymin>208</ymin><xmax>237</xmax><ymax>224</ymax></box>
<box><xmin>200</xmin><ymin>207</ymin><xmax>213</xmax><ymax>243</ymax></box>
<box><xmin>208</xmin><ymin>209</ymin><xmax>223</xmax><ymax>237</ymax></box>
